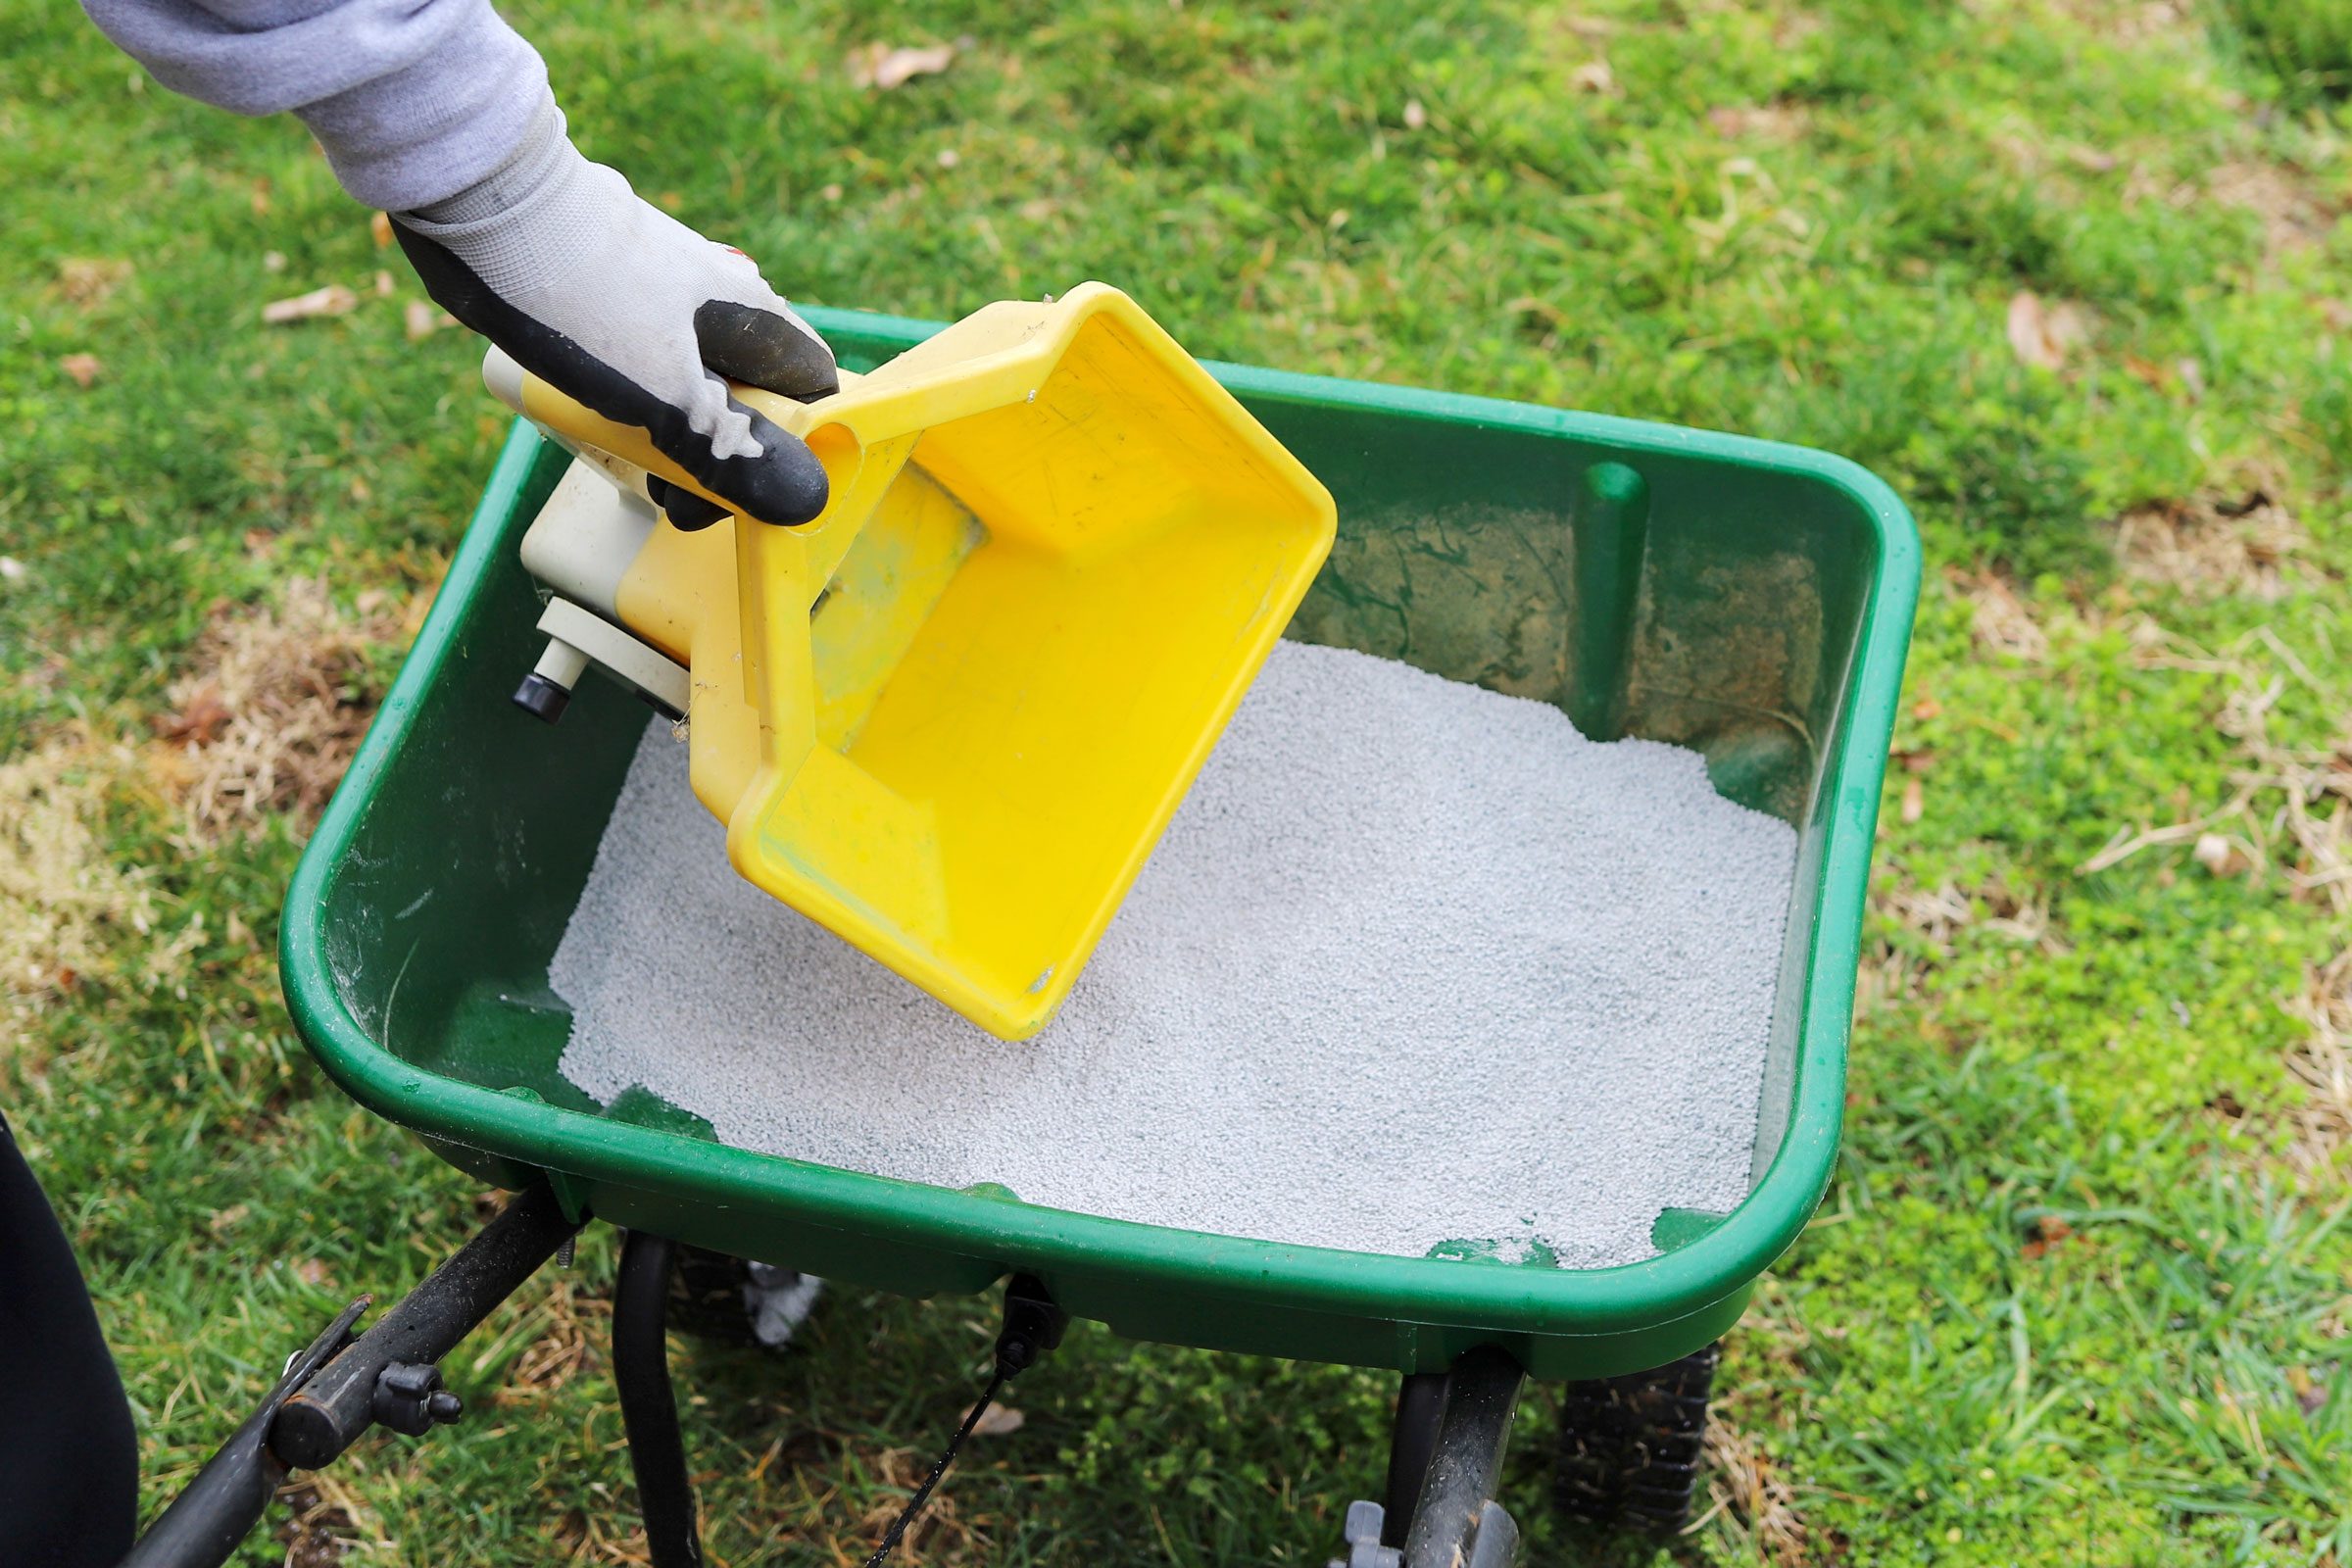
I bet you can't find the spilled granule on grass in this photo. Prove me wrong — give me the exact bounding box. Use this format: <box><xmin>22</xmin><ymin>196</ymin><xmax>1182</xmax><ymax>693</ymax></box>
<box><xmin>0</xmin><ymin>732</ymin><xmax>176</xmax><ymax>1014</ymax></box>
<box><xmin>160</xmin><ymin>577</ymin><xmax>415</xmax><ymax>838</ymax></box>
<box><xmin>2112</xmin><ymin>491</ymin><xmax>2308</xmax><ymax>601</ymax></box>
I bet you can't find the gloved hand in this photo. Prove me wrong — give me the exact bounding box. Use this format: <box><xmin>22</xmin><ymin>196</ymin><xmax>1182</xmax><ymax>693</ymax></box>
<box><xmin>393</xmin><ymin>101</ymin><xmax>838</xmax><ymax>529</ymax></box>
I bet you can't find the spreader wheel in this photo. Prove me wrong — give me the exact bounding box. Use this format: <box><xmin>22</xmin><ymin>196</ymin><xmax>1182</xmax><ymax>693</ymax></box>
<box><xmin>1551</xmin><ymin>1342</ymin><xmax>1720</xmax><ymax>1537</ymax></box>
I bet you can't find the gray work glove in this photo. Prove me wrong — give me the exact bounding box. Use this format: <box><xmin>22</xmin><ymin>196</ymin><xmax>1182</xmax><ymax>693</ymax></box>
<box><xmin>394</xmin><ymin>101</ymin><xmax>838</xmax><ymax>528</ymax></box>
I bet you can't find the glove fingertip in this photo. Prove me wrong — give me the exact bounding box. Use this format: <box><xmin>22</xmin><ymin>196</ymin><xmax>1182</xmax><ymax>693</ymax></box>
<box><xmin>718</xmin><ymin>409</ymin><xmax>829</xmax><ymax>527</ymax></box>
<box><xmin>744</xmin><ymin>441</ymin><xmax>831</xmax><ymax>527</ymax></box>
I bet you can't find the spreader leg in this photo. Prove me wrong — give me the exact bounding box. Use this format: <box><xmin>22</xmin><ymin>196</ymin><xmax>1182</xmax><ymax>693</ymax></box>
<box><xmin>1401</xmin><ymin>1348</ymin><xmax>1524</xmax><ymax>1566</ymax></box>
<box><xmin>614</xmin><ymin>1231</ymin><xmax>703</xmax><ymax>1568</ymax></box>
<box><xmin>1335</xmin><ymin>1348</ymin><xmax>1525</xmax><ymax>1568</ymax></box>
<box><xmin>1382</xmin><ymin>1371</ymin><xmax>1446</xmax><ymax>1545</ymax></box>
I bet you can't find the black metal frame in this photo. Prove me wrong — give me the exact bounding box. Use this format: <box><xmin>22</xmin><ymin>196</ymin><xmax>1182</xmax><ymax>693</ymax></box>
<box><xmin>117</xmin><ymin>1192</ymin><xmax>1534</xmax><ymax>1568</ymax></box>
<box><xmin>120</xmin><ymin>1189</ymin><xmax>579</xmax><ymax>1568</ymax></box>
<box><xmin>614</xmin><ymin>1230</ymin><xmax>703</xmax><ymax>1568</ymax></box>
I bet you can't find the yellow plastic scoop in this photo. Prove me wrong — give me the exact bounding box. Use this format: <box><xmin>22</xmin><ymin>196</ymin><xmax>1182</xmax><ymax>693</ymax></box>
<box><xmin>494</xmin><ymin>283</ymin><xmax>1336</xmax><ymax>1039</ymax></box>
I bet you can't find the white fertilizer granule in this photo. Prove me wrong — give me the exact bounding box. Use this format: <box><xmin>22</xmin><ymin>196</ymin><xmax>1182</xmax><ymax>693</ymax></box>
<box><xmin>553</xmin><ymin>641</ymin><xmax>1797</xmax><ymax>1270</ymax></box>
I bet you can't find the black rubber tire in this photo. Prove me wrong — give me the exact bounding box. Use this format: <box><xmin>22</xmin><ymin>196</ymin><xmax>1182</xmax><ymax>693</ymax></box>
<box><xmin>1552</xmin><ymin>1341</ymin><xmax>1720</xmax><ymax>1537</ymax></box>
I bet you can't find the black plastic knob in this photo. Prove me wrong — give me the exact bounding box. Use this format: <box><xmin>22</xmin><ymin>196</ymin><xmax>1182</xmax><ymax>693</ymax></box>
<box><xmin>512</xmin><ymin>671</ymin><xmax>572</xmax><ymax>724</ymax></box>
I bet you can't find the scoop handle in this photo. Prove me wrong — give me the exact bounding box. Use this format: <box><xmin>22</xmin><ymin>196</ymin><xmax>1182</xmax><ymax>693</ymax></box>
<box><xmin>482</xmin><ymin>346</ymin><xmax>732</xmax><ymax>511</ymax></box>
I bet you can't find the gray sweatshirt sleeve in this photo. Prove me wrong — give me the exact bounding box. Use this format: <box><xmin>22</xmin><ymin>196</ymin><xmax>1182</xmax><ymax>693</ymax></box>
<box><xmin>80</xmin><ymin>0</ymin><xmax>552</xmax><ymax>212</ymax></box>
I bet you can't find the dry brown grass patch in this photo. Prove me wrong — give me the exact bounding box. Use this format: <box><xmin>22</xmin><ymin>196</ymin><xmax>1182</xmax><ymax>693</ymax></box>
<box><xmin>1866</xmin><ymin>853</ymin><xmax>2066</xmax><ymax>1010</ymax></box>
<box><xmin>158</xmin><ymin>577</ymin><xmax>417</xmax><ymax>838</ymax></box>
<box><xmin>852</xmin><ymin>1445</ymin><xmax>973</xmax><ymax>1563</ymax></box>
<box><xmin>2087</xmin><ymin>627</ymin><xmax>2348</xmax><ymax>907</ymax></box>
<box><xmin>1696</xmin><ymin>1416</ymin><xmax>1806</xmax><ymax>1562</ymax></box>
<box><xmin>2286</xmin><ymin>947</ymin><xmax>2352</xmax><ymax>1174</ymax></box>
<box><xmin>0</xmin><ymin>731</ymin><xmax>194</xmax><ymax>1020</ymax></box>
<box><xmin>1881</xmin><ymin>870</ymin><xmax>2062</xmax><ymax>954</ymax></box>
<box><xmin>274</xmin><ymin>1478</ymin><xmax>375</xmax><ymax>1568</ymax></box>
<box><xmin>1959</xmin><ymin>570</ymin><xmax>2050</xmax><ymax>663</ymax></box>
<box><xmin>2087</xmin><ymin>626</ymin><xmax>2351</xmax><ymax>1163</ymax></box>
<box><xmin>2208</xmin><ymin>161</ymin><xmax>2338</xmax><ymax>263</ymax></box>
<box><xmin>2112</xmin><ymin>490</ymin><xmax>2309</xmax><ymax>601</ymax></box>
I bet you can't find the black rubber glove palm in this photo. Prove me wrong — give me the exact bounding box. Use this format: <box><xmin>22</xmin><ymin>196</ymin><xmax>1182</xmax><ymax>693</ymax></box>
<box><xmin>394</xmin><ymin>102</ymin><xmax>838</xmax><ymax>529</ymax></box>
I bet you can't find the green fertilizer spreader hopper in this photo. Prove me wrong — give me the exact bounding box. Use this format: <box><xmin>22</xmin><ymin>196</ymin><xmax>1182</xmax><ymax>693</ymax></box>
<box><xmin>126</xmin><ymin>306</ymin><xmax>1917</xmax><ymax>1568</ymax></box>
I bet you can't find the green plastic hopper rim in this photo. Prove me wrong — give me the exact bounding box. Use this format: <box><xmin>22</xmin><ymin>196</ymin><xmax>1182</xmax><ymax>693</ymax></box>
<box><xmin>281</xmin><ymin>303</ymin><xmax>1920</xmax><ymax>1338</ymax></box>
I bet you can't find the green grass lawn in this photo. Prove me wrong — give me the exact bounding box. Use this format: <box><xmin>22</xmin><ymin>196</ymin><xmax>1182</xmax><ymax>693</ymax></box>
<box><xmin>5</xmin><ymin>0</ymin><xmax>2350</xmax><ymax>1561</ymax></box>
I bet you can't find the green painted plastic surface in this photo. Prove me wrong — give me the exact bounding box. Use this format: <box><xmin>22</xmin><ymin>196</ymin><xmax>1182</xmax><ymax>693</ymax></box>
<box><xmin>280</xmin><ymin>307</ymin><xmax>1920</xmax><ymax>1380</ymax></box>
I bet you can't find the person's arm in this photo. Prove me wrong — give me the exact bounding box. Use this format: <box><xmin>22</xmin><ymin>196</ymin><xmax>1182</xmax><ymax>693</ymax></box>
<box><xmin>82</xmin><ymin>0</ymin><xmax>837</xmax><ymax>526</ymax></box>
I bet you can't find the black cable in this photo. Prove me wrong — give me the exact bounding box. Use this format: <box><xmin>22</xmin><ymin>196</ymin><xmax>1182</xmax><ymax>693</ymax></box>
<box><xmin>862</xmin><ymin>1365</ymin><xmax>1012</xmax><ymax>1568</ymax></box>
<box><xmin>865</xmin><ymin>1274</ymin><xmax>1064</xmax><ymax>1567</ymax></box>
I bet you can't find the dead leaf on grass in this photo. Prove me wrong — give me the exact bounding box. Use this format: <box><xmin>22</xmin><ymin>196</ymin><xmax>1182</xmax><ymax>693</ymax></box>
<box><xmin>849</xmin><ymin>42</ymin><xmax>956</xmax><ymax>90</ymax></box>
<box><xmin>1706</xmin><ymin>103</ymin><xmax>1811</xmax><ymax>142</ymax></box>
<box><xmin>1570</xmin><ymin>59</ymin><xmax>1616</xmax><ymax>94</ymax></box>
<box><xmin>969</xmin><ymin>1401</ymin><xmax>1025</xmax><ymax>1437</ymax></box>
<box><xmin>369</xmin><ymin>211</ymin><xmax>393</xmax><ymax>248</ymax></box>
<box><xmin>59</xmin><ymin>353</ymin><xmax>103</xmax><ymax>387</ymax></box>
<box><xmin>403</xmin><ymin>301</ymin><xmax>459</xmax><ymax>341</ymax></box>
<box><xmin>154</xmin><ymin>686</ymin><xmax>234</xmax><ymax>747</ymax></box>
<box><xmin>1402</xmin><ymin>99</ymin><xmax>1427</xmax><ymax>130</ymax></box>
<box><xmin>2021</xmin><ymin>1215</ymin><xmax>2078</xmax><ymax>1259</ymax></box>
<box><xmin>262</xmin><ymin>284</ymin><xmax>359</xmax><ymax>324</ymax></box>
<box><xmin>2192</xmin><ymin>831</ymin><xmax>2253</xmax><ymax>877</ymax></box>
<box><xmin>1900</xmin><ymin>777</ymin><xmax>1925</xmax><ymax>825</ymax></box>
<box><xmin>2006</xmin><ymin>291</ymin><xmax>2089</xmax><ymax>372</ymax></box>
